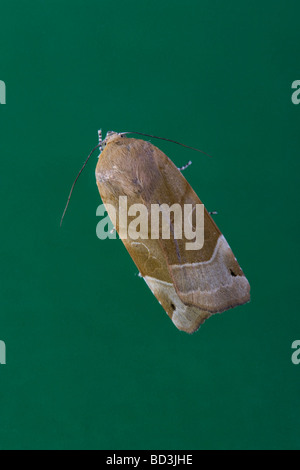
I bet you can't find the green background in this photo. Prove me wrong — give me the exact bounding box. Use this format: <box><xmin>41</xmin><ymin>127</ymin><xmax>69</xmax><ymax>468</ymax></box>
<box><xmin>0</xmin><ymin>0</ymin><xmax>299</xmax><ymax>450</ymax></box>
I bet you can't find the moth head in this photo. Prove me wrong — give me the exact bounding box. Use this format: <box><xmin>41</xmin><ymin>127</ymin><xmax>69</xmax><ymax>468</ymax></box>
<box><xmin>102</xmin><ymin>130</ymin><xmax>125</xmax><ymax>147</ymax></box>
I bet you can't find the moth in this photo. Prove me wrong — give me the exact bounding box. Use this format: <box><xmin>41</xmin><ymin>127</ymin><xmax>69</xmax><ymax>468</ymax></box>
<box><xmin>94</xmin><ymin>130</ymin><xmax>250</xmax><ymax>334</ymax></box>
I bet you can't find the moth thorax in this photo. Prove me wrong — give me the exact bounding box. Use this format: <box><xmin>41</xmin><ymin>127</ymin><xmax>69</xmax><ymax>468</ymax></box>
<box><xmin>104</xmin><ymin>131</ymin><xmax>122</xmax><ymax>145</ymax></box>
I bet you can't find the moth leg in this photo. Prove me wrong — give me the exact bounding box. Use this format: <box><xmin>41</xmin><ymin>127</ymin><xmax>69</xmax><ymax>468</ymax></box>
<box><xmin>98</xmin><ymin>129</ymin><xmax>103</xmax><ymax>156</ymax></box>
<box><xmin>178</xmin><ymin>160</ymin><xmax>192</xmax><ymax>171</ymax></box>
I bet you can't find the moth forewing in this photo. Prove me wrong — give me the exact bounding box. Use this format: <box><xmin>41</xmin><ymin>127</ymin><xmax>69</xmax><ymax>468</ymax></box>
<box><xmin>96</xmin><ymin>133</ymin><xmax>250</xmax><ymax>333</ymax></box>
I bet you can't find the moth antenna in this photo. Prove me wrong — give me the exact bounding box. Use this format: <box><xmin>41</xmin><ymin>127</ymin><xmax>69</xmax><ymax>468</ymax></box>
<box><xmin>120</xmin><ymin>131</ymin><xmax>212</xmax><ymax>157</ymax></box>
<box><xmin>60</xmin><ymin>142</ymin><xmax>102</xmax><ymax>226</ymax></box>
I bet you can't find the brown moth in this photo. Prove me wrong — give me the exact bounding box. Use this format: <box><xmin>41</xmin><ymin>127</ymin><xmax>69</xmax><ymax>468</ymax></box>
<box><xmin>95</xmin><ymin>131</ymin><xmax>250</xmax><ymax>334</ymax></box>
